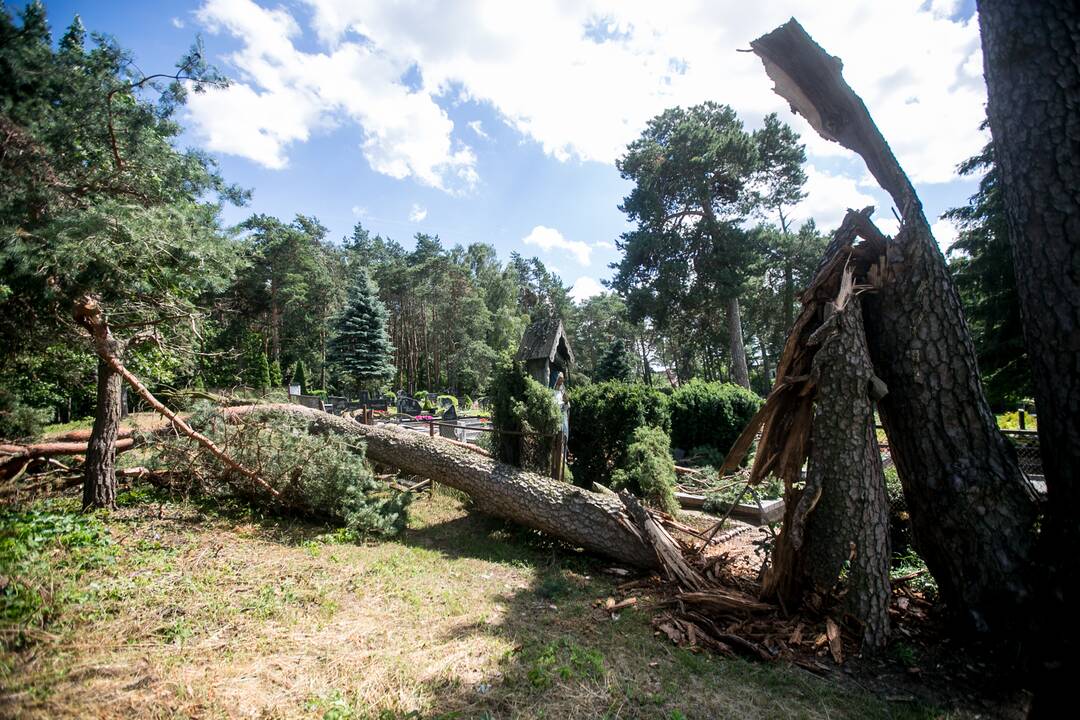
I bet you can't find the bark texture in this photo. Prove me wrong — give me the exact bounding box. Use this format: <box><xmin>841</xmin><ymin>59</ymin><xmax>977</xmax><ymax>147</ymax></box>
<box><xmin>726</xmin><ymin>296</ymin><xmax>750</xmax><ymax>389</ymax></box>
<box><xmin>800</xmin><ymin>295</ymin><xmax>890</xmax><ymax>649</ymax></box>
<box><xmin>977</xmin><ymin>0</ymin><xmax>1080</xmax><ymax>700</ymax></box>
<box><xmin>228</xmin><ymin>404</ymin><xmax>662</xmax><ymax>570</ymax></box>
<box><xmin>82</xmin><ymin>345</ymin><xmax>121</xmax><ymax>510</ymax></box>
<box><xmin>750</xmin><ymin>19</ymin><xmax>1038</xmax><ymax>635</ymax></box>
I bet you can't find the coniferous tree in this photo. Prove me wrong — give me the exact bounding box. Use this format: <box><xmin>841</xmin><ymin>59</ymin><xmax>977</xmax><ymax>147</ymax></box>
<box><xmin>290</xmin><ymin>359</ymin><xmax>307</xmax><ymax>394</ymax></box>
<box><xmin>595</xmin><ymin>338</ymin><xmax>634</xmax><ymax>383</ymax></box>
<box><xmin>328</xmin><ymin>270</ymin><xmax>394</xmax><ymax>394</ymax></box>
<box><xmin>943</xmin><ymin>128</ymin><xmax>1030</xmax><ymax>410</ymax></box>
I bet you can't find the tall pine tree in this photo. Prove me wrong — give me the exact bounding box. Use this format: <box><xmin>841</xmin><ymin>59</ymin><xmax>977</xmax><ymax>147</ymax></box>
<box><xmin>328</xmin><ymin>270</ymin><xmax>394</xmax><ymax>394</ymax></box>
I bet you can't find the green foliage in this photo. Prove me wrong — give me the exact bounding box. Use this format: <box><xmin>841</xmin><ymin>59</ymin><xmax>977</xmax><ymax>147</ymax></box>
<box><xmin>997</xmin><ymin>409</ymin><xmax>1036</xmax><ymax>430</ymax></box>
<box><xmin>155</xmin><ymin>404</ymin><xmax>409</xmax><ymax>538</ymax></box>
<box><xmin>595</xmin><ymin>338</ymin><xmax>634</xmax><ymax>383</ymax></box>
<box><xmin>524</xmin><ymin>640</ymin><xmax>605</xmax><ymax>689</ymax></box>
<box><xmin>0</xmin><ymin>504</ymin><xmax>115</xmax><ymax>626</ymax></box>
<box><xmin>668</xmin><ymin>380</ymin><xmax>761</xmax><ymax>456</ymax></box>
<box><xmin>610</xmin><ymin>425</ymin><xmax>679</xmax><ymax>514</ymax></box>
<box><xmin>490</xmin><ymin>355</ymin><xmax>560</xmax><ymax>472</ymax></box>
<box><xmin>0</xmin><ymin>4</ymin><xmax>244</xmax><ymax>447</ymax></box>
<box><xmin>567</xmin><ymin>381</ymin><xmax>670</xmax><ymax>488</ymax></box>
<box><xmin>944</xmin><ymin>125</ymin><xmax>1031</xmax><ymax>410</ymax></box>
<box><xmin>436</xmin><ymin>394</ymin><xmax>458</xmax><ymax>409</ymax></box>
<box><xmin>0</xmin><ymin>388</ymin><xmax>51</xmax><ymax>440</ymax></box>
<box><xmin>269</xmin><ymin>359</ymin><xmax>283</xmax><ymax>387</ymax></box>
<box><xmin>241</xmin><ymin>335</ymin><xmax>271</xmax><ymax>390</ymax></box>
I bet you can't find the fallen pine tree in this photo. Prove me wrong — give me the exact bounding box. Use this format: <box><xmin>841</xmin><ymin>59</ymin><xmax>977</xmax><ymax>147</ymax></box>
<box><xmin>222</xmin><ymin>403</ymin><xmax>685</xmax><ymax>573</ymax></box>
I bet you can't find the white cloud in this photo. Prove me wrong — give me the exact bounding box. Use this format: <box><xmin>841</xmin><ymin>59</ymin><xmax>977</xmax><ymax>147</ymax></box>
<box><xmin>351</xmin><ymin>205</ymin><xmax>367</xmax><ymax>217</ymax></box>
<box><xmin>787</xmin><ymin>166</ymin><xmax>879</xmax><ymax>231</ymax></box>
<box><xmin>191</xmin><ymin>0</ymin><xmax>986</xmax><ymax>220</ymax></box>
<box><xmin>467</xmin><ymin>120</ymin><xmax>489</xmax><ymax>139</ymax></box>
<box><xmin>187</xmin><ymin>0</ymin><xmax>477</xmax><ymax>190</ymax></box>
<box><xmin>592</xmin><ymin>239</ymin><xmax>616</xmax><ymax>249</ymax></box>
<box><xmin>409</xmin><ymin>203</ymin><xmax>428</xmax><ymax>222</ymax></box>
<box><xmin>298</xmin><ymin>0</ymin><xmax>985</xmax><ymax>188</ymax></box>
<box><xmin>522</xmin><ymin>225</ymin><xmax>592</xmax><ymax>266</ymax></box>
<box><xmin>569</xmin><ymin>276</ymin><xmax>605</xmax><ymax>302</ymax></box>
<box><xmin>932</xmin><ymin>217</ymin><xmax>959</xmax><ymax>252</ymax></box>
<box><xmin>171</xmin><ymin>17</ymin><xmax>185</xmax><ymax>29</ymax></box>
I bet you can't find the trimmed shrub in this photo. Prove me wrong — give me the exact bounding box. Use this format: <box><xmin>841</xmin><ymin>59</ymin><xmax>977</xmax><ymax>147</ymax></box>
<box><xmin>567</xmin><ymin>381</ymin><xmax>669</xmax><ymax>488</ymax></box>
<box><xmin>611</xmin><ymin>425</ymin><xmax>679</xmax><ymax>514</ymax></box>
<box><xmin>668</xmin><ymin>380</ymin><xmax>761</xmax><ymax>458</ymax></box>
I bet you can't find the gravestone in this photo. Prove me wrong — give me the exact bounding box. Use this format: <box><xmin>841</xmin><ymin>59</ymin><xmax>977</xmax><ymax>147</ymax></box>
<box><xmin>437</xmin><ymin>396</ymin><xmax>454</xmax><ymax>410</ymax></box>
<box><xmin>397</xmin><ymin>396</ymin><xmax>423</xmax><ymax>415</ymax></box>
<box><xmin>439</xmin><ymin>404</ymin><xmax>459</xmax><ymax>439</ymax></box>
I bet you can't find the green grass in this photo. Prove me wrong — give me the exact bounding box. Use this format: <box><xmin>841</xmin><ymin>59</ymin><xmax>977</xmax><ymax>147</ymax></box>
<box><xmin>0</xmin><ymin>490</ymin><xmax>951</xmax><ymax>719</ymax></box>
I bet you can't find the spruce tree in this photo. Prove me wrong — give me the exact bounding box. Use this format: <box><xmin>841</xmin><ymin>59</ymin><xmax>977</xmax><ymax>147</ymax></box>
<box><xmin>595</xmin><ymin>339</ymin><xmax>634</xmax><ymax>383</ymax></box>
<box><xmin>328</xmin><ymin>270</ymin><xmax>394</xmax><ymax>393</ymax></box>
<box><xmin>291</xmin><ymin>359</ymin><xmax>307</xmax><ymax>394</ymax></box>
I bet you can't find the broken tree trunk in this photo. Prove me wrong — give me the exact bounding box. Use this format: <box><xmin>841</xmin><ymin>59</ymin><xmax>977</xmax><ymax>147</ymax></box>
<box><xmin>749</xmin><ymin>19</ymin><xmax>1039</xmax><ymax>635</ymax></box>
<box><xmin>224</xmin><ymin>403</ymin><xmax>671</xmax><ymax>571</ymax></box>
<box><xmin>766</xmin><ymin>279</ymin><xmax>891</xmax><ymax>649</ymax></box>
<box><xmin>82</xmin><ymin>337</ymin><xmax>123</xmax><ymax>510</ymax></box>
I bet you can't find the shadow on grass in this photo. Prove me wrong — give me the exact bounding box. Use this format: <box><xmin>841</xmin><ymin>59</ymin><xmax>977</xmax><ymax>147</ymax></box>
<box><xmin>13</xmin><ymin>485</ymin><xmax>945</xmax><ymax>720</ymax></box>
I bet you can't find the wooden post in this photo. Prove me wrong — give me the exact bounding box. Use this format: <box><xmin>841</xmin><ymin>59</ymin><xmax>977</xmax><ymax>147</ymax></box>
<box><xmin>429</xmin><ymin>420</ymin><xmax>435</xmax><ymax>438</ymax></box>
<box><xmin>1019</xmin><ymin>409</ymin><xmax>1026</xmax><ymax>430</ymax></box>
<box><xmin>550</xmin><ymin>432</ymin><xmax>564</xmax><ymax>481</ymax></box>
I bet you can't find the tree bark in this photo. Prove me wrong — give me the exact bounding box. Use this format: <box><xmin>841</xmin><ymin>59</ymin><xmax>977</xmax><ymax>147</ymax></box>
<box><xmin>977</xmin><ymin>0</ymin><xmax>1080</xmax><ymax>702</ymax></box>
<box><xmin>801</xmin><ymin>296</ymin><xmax>890</xmax><ymax>649</ymax></box>
<box><xmin>83</xmin><ymin>351</ymin><xmax>121</xmax><ymax>510</ymax></box>
<box><xmin>750</xmin><ymin>20</ymin><xmax>1039</xmax><ymax>635</ymax></box>
<box><xmin>227</xmin><ymin>403</ymin><xmax>662</xmax><ymax>569</ymax></box>
<box><xmin>726</xmin><ymin>297</ymin><xmax>751</xmax><ymax>389</ymax></box>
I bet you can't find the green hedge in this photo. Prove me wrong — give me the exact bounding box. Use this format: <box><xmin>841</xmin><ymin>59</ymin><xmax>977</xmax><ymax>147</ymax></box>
<box><xmin>567</xmin><ymin>381</ymin><xmax>669</xmax><ymax>488</ymax></box>
<box><xmin>667</xmin><ymin>380</ymin><xmax>761</xmax><ymax>458</ymax></box>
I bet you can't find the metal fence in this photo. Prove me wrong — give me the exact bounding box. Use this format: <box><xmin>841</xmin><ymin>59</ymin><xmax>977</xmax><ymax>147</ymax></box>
<box><xmin>877</xmin><ymin>428</ymin><xmax>1043</xmax><ymax>477</ymax></box>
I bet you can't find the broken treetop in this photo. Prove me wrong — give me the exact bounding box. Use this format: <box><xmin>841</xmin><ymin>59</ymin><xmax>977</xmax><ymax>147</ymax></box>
<box><xmin>516</xmin><ymin>317</ymin><xmax>575</xmax><ymax>366</ymax></box>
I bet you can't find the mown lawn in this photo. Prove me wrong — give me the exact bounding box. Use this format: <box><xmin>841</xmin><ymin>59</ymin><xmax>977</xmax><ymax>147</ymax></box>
<box><xmin>1</xmin><ymin>487</ymin><xmax>946</xmax><ymax>719</ymax></box>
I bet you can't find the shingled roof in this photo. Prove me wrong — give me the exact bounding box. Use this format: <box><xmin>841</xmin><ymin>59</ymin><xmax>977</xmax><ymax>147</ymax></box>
<box><xmin>516</xmin><ymin>317</ymin><xmax>575</xmax><ymax>365</ymax></box>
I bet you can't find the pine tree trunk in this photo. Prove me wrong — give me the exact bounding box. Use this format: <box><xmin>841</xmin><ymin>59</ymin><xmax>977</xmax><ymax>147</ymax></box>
<box><xmin>977</xmin><ymin>0</ymin><xmax>1080</xmax><ymax>701</ymax></box>
<box><xmin>750</xmin><ymin>20</ymin><xmax>1039</xmax><ymax>635</ymax></box>
<box><xmin>726</xmin><ymin>297</ymin><xmax>750</xmax><ymax>389</ymax></box>
<box><xmin>83</xmin><ymin>349</ymin><xmax>121</xmax><ymax>510</ymax></box>
<box><xmin>801</xmin><ymin>297</ymin><xmax>890</xmax><ymax>649</ymax></box>
<box><xmin>783</xmin><ymin>262</ymin><xmax>795</xmax><ymax>332</ymax></box>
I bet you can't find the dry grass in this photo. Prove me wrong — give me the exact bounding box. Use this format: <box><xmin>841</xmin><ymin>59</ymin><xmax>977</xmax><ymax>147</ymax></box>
<box><xmin>1</xmin><ymin>487</ymin><xmax>943</xmax><ymax>719</ymax></box>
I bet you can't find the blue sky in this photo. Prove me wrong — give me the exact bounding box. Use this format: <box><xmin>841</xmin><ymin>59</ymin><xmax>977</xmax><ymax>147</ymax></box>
<box><xmin>32</xmin><ymin>0</ymin><xmax>985</xmax><ymax>301</ymax></box>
